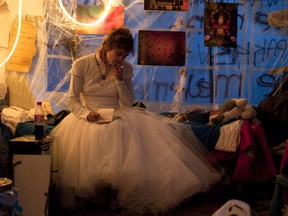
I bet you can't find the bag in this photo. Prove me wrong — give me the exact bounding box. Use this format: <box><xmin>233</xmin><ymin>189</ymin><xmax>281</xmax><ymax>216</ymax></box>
<box><xmin>258</xmin><ymin>76</ymin><xmax>288</xmax><ymax>124</ymax></box>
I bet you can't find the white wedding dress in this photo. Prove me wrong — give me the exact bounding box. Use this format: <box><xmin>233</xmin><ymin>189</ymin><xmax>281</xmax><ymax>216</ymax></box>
<box><xmin>51</xmin><ymin>54</ymin><xmax>221</xmax><ymax>214</ymax></box>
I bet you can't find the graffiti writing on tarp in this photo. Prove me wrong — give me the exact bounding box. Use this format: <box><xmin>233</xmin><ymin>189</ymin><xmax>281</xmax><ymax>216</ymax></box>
<box><xmin>254</xmin><ymin>39</ymin><xmax>287</xmax><ymax>65</ymax></box>
<box><xmin>44</xmin><ymin>0</ymin><xmax>287</xmax><ymax>111</ymax></box>
<box><xmin>255</xmin><ymin>12</ymin><xmax>270</xmax><ymax>31</ymax></box>
<box><xmin>195</xmin><ymin>38</ymin><xmax>287</xmax><ymax>67</ymax></box>
<box><xmin>187</xmin><ymin>9</ymin><xmax>287</xmax><ymax>67</ymax></box>
<box><xmin>256</xmin><ymin>73</ymin><xmax>288</xmax><ymax>97</ymax></box>
<box><xmin>195</xmin><ymin>0</ymin><xmax>280</xmax><ymax>7</ymax></box>
<box><xmin>134</xmin><ymin>72</ymin><xmax>287</xmax><ymax>105</ymax></box>
<box><xmin>251</xmin><ymin>0</ymin><xmax>280</xmax><ymax>7</ymax></box>
<box><xmin>186</xmin><ymin>73</ymin><xmax>242</xmax><ymax>100</ymax></box>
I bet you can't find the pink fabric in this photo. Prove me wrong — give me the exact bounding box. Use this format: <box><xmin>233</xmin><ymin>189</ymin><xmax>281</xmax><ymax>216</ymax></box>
<box><xmin>232</xmin><ymin>121</ymin><xmax>276</xmax><ymax>182</ymax></box>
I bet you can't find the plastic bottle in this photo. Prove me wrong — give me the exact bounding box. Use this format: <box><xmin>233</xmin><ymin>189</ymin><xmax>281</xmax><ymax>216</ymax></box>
<box><xmin>34</xmin><ymin>102</ymin><xmax>45</xmax><ymax>140</ymax></box>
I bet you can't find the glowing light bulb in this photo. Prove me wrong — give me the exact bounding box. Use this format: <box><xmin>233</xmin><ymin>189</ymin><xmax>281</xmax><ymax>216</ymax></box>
<box><xmin>57</xmin><ymin>0</ymin><xmax>112</xmax><ymax>27</ymax></box>
<box><xmin>0</xmin><ymin>0</ymin><xmax>22</xmax><ymax>68</ymax></box>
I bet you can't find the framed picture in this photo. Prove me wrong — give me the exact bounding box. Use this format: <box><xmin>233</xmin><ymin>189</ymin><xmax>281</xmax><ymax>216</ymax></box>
<box><xmin>138</xmin><ymin>30</ymin><xmax>186</xmax><ymax>66</ymax></box>
<box><xmin>204</xmin><ymin>2</ymin><xmax>238</xmax><ymax>47</ymax></box>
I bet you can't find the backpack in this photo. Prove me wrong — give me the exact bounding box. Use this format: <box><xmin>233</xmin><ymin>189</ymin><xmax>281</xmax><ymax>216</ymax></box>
<box><xmin>258</xmin><ymin>75</ymin><xmax>288</xmax><ymax>124</ymax></box>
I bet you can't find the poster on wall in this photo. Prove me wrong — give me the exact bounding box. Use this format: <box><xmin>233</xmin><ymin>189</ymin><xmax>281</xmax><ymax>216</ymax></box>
<box><xmin>144</xmin><ymin>0</ymin><xmax>189</xmax><ymax>11</ymax></box>
<box><xmin>6</xmin><ymin>20</ymin><xmax>37</xmax><ymax>73</ymax></box>
<box><xmin>204</xmin><ymin>2</ymin><xmax>238</xmax><ymax>47</ymax></box>
<box><xmin>76</xmin><ymin>6</ymin><xmax>124</xmax><ymax>34</ymax></box>
<box><xmin>138</xmin><ymin>30</ymin><xmax>186</xmax><ymax>66</ymax></box>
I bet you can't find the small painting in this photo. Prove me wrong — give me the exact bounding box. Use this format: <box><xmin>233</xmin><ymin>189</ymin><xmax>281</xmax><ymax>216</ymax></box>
<box><xmin>144</xmin><ymin>0</ymin><xmax>189</xmax><ymax>11</ymax></box>
<box><xmin>204</xmin><ymin>2</ymin><xmax>238</xmax><ymax>47</ymax></box>
<box><xmin>138</xmin><ymin>30</ymin><xmax>186</xmax><ymax>66</ymax></box>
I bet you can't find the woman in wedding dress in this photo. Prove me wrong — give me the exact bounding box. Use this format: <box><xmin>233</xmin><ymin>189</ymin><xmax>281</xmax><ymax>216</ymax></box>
<box><xmin>51</xmin><ymin>27</ymin><xmax>221</xmax><ymax>215</ymax></box>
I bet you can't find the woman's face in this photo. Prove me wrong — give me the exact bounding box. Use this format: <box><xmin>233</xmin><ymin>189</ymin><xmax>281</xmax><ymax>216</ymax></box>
<box><xmin>218</xmin><ymin>16</ymin><xmax>224</xmax><ymax>25</ymax></box>
<box><xmin>106</xmin><ymin>48</ymin><xmax>130</xmax><ymax>66</ymax></box>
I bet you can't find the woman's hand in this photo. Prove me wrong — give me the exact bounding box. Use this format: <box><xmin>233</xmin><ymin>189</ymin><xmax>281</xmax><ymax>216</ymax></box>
<box><xmin>111</xmin><ymin>64</ymin><xmax>123</xmax><ymax>81</ymax></box>
<box><xmin>87</xmin><ymin>111</ymin><xmax>101</xmax><ymax>122</ymax></box>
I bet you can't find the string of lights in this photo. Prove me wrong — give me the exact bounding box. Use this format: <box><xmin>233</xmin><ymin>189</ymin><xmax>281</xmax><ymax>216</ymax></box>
<box><xmin>57</xmin><ymin>0</ymin><xmax>112</xmax><ymax>27</ymax></box>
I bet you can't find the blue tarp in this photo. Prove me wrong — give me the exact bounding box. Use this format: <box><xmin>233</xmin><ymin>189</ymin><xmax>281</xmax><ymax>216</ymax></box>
<box><xmin>8</xmin><ymin>0</ymin><xmax>288</xmax><ymax>113</ymax></box>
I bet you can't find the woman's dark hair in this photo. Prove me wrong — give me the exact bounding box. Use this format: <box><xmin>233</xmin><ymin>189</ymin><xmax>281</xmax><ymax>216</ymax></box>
<box><xmin>98</xmin><ymin>27</ymin><xmax>134</xmax><ymax>59</ymax></box>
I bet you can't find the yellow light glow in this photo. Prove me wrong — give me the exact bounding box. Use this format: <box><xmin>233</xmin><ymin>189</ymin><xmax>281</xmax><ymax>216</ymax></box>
<box><xmin>0</xmin><ymin>0</ymin><xmax>22</xmax><ymax>68</ymax></box>
<box><xmin>57</xmin><ymin>0</ymin><xmax>112</xmax><ymax>27</ymax></box>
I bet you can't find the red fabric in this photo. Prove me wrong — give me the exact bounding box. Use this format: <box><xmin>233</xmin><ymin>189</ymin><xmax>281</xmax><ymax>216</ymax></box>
<box><xmin>279</xmin><ymin>142</ymin><xmax>288</xmax><ymax>204</ymax></box>
<box><xmin>210</xmin><ymin>150</ymin><xmax>236</xmax><ymax>162</ymax></box>
<box><xmin>280</xmin><ymin>142</ymin><xmax>288</xmax><ymax>175</ymax></box>
<box><xmin>232</xmin><ymin>121</ymin><xmax>276</xmax><ymax>182</ymax></box>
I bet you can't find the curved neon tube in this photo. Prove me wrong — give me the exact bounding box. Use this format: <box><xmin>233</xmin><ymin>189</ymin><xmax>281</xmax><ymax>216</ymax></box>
<box><xmin>0</xmin><ymin>0</ymin><xmax>22</xmax><ymax>68</ymax></box>
<box><xmin>57</xmin><ymin>0</ymin><xmax>112</xmax><ymax>27</ymax></box>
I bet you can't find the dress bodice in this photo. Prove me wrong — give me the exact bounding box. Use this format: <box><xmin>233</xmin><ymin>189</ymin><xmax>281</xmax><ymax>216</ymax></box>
<box><xmin>82</xmin><ymin>75</ymin><xmax>121</xmax><ymax>111</ymax></box>
<box><xmin>68</xmin><ymin>53</ymin><xmax>135</xmax><ymax>119</ymax></box>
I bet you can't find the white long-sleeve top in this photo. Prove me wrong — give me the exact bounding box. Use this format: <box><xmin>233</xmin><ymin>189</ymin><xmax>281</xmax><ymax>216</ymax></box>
<box><xmin>67</xmin><ymin>53</ymin><xmax>135</xmax><ymax>120</ymax></box>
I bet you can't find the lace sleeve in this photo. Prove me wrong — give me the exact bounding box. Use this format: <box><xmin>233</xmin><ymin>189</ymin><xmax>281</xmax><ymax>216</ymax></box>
<box><xmin>68</xmin><ymin>75</ymin><xmax>90</xmax><ymax>119</ymax></box>
<box><xmin>116</xmin><ymin>62</ymin><xmax>135</xmax><ymax>107</ymax></box>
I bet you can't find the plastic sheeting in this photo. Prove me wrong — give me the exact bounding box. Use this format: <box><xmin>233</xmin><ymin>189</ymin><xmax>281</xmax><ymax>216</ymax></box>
<box><xmin>1</xmin><ymin>0</ymin><xmax>288</xmax><ymax>113</ymax></box>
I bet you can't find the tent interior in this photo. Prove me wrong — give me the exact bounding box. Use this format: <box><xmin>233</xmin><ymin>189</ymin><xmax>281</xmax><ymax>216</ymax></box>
<box><xmin>1</xmin><ymin>0</ymin><xmax>287</xmax><ymax>114</ymax></box>
<box><xmin>0</xmin><ymin>0</ymin><xmax>288</xmax><ymax>215</ymax></box>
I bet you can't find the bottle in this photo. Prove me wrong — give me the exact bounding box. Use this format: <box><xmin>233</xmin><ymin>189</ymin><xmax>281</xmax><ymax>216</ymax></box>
<box><xmin>34</xmin><ymin>102</ymin><xmax>45</xmax><ymax>140</ymax></box>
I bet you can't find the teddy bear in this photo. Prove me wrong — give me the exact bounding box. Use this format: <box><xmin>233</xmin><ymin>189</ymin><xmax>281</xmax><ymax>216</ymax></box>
<box><xmin>209</xmin><ymin>98</ymin><xmax>257</xmax><ymax>125</ymax></box>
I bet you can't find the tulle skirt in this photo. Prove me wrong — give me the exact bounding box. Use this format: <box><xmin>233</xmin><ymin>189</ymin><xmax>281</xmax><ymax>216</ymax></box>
<box><xmin>51</xmin><ymin>107</ymin><xmax>221</xmax><ymax>214</ymax></box>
